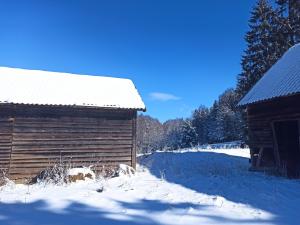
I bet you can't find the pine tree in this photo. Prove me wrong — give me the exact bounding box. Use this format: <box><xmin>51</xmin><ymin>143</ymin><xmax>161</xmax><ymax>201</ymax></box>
<box><xmin>191</xmin><ymin>106</ymin><xmax>210</xmax><ymax>145</ymax></box>
<box><xmin>162</xmin><ymin>118</ymin><xmax>185</xmax><ymax>150</ymax></box>
<box><xmin>207</xmin><ymin>101</ymin><xmax>223</xmax><ymax>143</ymax></box>
<box><xmin>276</xmin><ymin>0</ymin><xmax>300</xmax><ymax>46</ymax></box>
<box><xmin>237</xmin><ymin>0</ymin><xmax>278</xmax><ymax>97</ymax></box>
<box><xmin>217</xmin><ymin>89</ymin><xmax>245</xmax><ymax>142</ymax></box>
<box><xmin>181</xmin><ymin>119</ymin><xmax>198</xmax><ymax>148</ymax></box>
<box><xmin>136</xmin><ymin>115</ymin><xmax>164</xmax><ymax>153</ymax></box>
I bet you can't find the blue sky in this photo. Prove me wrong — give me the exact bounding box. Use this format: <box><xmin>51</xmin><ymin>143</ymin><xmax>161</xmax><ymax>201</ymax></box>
<box><xmin>0</xmin><ymin>0</ymin><xmax>256</xmax><ymax>122</ymax></box>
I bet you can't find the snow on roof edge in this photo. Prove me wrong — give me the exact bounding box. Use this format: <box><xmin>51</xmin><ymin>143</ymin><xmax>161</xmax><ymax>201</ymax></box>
<box><xmin>0</xmin><ymin>66</ymin><xmax>146</xmax><ymax>111</ymax></box>
<box><xmin>0</xmin><ymin>102</ymin><xmax>147</xmax><ymax>111</ymax></box>
<box><xmin>238</xmin><ymin>43</ymin><xmax>300</xmax><ymax>107</ymax></box>
<box><xmin>238</xmin><ymin>91</ymin><xmax>300</xmax><ymax>107</ymax></box>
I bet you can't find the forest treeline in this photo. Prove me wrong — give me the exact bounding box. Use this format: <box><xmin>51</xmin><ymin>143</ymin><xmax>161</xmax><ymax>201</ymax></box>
<box><xmin>137</xmin><ymin>0</ymin><xmax>300</xmax><ymax>153</ymax></box>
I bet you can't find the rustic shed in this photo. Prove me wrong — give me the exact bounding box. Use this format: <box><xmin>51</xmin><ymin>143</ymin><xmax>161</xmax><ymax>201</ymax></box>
<box><xmin>0</xmin><ymin>67</ymin><xmax>146</xmax><ymax>182</ymax></box>
<box><xmin>239</xmin><ymin>44</ymin><xmax>300</xmax><ymax>178</ymax></box>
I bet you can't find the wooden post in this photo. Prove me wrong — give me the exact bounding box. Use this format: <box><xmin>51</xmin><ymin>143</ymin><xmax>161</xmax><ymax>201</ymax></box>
<box><xmin>271</xmin><ymin>122</ymin><xmax>281</xmax><ymax>167</ymax></box>
<box><xmin>256</xmin><ymin>147</ymin><xmax>264</xmax><ymax>168</ymax></box>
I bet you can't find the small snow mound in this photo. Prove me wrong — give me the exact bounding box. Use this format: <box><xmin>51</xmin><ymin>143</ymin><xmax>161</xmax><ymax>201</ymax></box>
<box><xmin>115</xmin><ymin>164</ymin><xmax>135</xmax><ymax>177</ymax></box>
<box><xmin>212</xmin><ymin>196</ymin><xmax>225</xmax><ymax>207</ymax></box>
<box><xmin>67</xmin><ymin>166</ymin><xmax>96</xmax><ymax>182</ymax></box>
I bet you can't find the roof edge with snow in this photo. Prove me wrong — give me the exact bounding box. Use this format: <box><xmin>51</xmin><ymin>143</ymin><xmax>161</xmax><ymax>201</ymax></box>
<box><xmin>238</xmin><ymin>44</ymin><xmax>300</xmax><ymax>107</ymax></box>
<box><xmin>0</xmin><ymin>67</ymin><xmax>146</xmax><ymax>111</ymax></box>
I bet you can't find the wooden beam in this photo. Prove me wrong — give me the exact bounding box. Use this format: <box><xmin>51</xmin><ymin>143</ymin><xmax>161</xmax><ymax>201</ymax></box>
<box><xmin>256</xmin><ymin>147</ymin><xmax>264</xmax><ymax>168</ymax></box>
<box><xmin>271</xmin><ymin>122</ymin><xmax>281</xmax><ymax>167</ymax></box>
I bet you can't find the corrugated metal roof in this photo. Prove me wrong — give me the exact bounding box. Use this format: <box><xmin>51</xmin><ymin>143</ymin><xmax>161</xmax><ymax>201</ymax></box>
<box><xmin>238</xmin><ymin>44</ymin><xmax>300</xmax><ymax>106</ymax></box>
<box><xmin>0</xmin><ymin>67</ymin><xmax>146</xmax><ymax>111</ymax></box>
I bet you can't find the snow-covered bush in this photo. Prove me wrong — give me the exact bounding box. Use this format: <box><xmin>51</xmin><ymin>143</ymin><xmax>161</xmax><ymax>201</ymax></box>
<box><xmin>32</xmin><ymin>164</ymin><xmax>97</xmax><ymax>184</ymax></box>
<box><xmin>32</xmin><ymin>164</ymin><xmax>69</xmax><ymax>185</ymax></box>
<box><xmin>114</xmin><ymin>164</ymin><xmax>135</xmax><ymax>177</ymax></box>
<box><xmin>0</xmin><ymin>170</ymin><xmax>9</xmax><ymax>187</ymax></box>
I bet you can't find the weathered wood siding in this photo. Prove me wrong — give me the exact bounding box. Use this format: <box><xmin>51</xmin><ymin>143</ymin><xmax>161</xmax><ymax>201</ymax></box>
<box><xmin>0</xmin><ymin>118</ymin><xmax>12</xmax><ymax>175</ymax></box>
<box><xmin>246</xmin><ymin>94</ymin><xmax>300</xmax><ymax>168</ymax></box>
<box><xmin>0</xmin><ymin>104</ymin><xmax>137</xmax><ymax>182</ymax></box>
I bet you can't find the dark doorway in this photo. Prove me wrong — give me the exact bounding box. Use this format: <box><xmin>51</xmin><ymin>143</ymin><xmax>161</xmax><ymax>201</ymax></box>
<box><xmin>274</xmin><ymin>120</ymin><xmax>300</xmax><ymax>178</ymax></box>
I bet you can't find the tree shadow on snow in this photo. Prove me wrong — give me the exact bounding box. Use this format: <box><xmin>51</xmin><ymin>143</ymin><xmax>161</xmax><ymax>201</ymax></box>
<box><xmin>0</xmin><ymin>198</ymin><xmax>268</xmax><ymax>225</ymax></box>
<box><xmin>139</xmin><ymin>151</ymin><xmax>300</xmax><ymax>225</ymax></box>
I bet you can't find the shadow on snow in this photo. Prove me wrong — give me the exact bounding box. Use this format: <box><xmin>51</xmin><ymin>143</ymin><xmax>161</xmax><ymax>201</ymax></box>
<box><xmin>0</xmin><ymin>199</ymin><xmax>270</xmax><ymax>225</ymax></box>
<box><xmin>139</xmin><ymin>151</ymin><xmax>300</xmax><ymax>225</ymax></box>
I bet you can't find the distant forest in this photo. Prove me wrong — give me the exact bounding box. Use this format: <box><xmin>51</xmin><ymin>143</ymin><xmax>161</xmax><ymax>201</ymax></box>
<box><xmin>137</xmin><ymin>0</ymin><xmax>300</xmax><ymax>153</ymax></box>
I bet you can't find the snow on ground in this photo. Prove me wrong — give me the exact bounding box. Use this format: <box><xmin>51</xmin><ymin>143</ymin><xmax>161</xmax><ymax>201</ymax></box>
<box><xmin>0</xmin><ymin>148</ymin><xmax>300</xmax><ymax>225</ymax></box>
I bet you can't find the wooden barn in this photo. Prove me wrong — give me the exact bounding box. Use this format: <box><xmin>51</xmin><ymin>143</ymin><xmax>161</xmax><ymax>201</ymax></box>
<box><xmin>239</xmin><ymin>44</ymin><xmax>300</xmax><ymax>178</ymax></box>
<box><xmin>0</xmin><ymin>67</ymin><xmax>146</xmax><ymax>182</ymax></box>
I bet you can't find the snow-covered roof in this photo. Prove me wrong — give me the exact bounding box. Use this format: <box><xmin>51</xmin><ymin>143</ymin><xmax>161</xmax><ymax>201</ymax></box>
<box><xmin>238</xmin><ymin>44</ymin><xmax>300</xmax><ymax>106</ymax></box>
<box><xmin>0</xmin><ymin>67</ymin><xmax>146</xmax><ymax>111</ymax></box>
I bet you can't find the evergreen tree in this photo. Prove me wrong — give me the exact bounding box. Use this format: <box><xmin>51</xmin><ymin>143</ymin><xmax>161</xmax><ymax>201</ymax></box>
<box><xmin>217</xmin><ymin>89</ymin><xmax>245</xmax><ymax>142</ymax></box>
<box><xmin>191</xmin><ymin>106</ymin><xmax>210</xmax><ymax>144</ymax></box>
<box><xmin>276</xmin><ymin>0</ymin><xmax>300</xmax><ymax>46</ymax></box>
<box><xmin>181</xmin><ymin>119</ymin><xmax>198</xmax><ymax>148</ymax></box>
<box><xmin>237</xmin><ymin>0</ymin><xmax>300</xmax><ymax>98</ymax></box>
<box><xmin>237</xmin><ymin>0</ymin><xmax>278</xmax><ymax>97</ymax></box>
<box><xmin>207</xmin><ymin>101</ymin><xmax>223</xmax><ymax>143</ymax></box>
<box><xmin>136</xmin><ymin>115</ymin><xmax>164</xmax><ymax>153</ymax></box>
<box><xmin>162</xmin><ymin>118</ymin><xmax>185</xmax><ymax>150</ymax></box>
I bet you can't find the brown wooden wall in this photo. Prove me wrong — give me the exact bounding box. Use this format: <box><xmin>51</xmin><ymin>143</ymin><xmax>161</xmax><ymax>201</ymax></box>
<box><xmin>0</xmin><ymin>104</ymin><xmax>137</xmax><ymax>182</ymax></box>
<box><xmin>246</xmin><ymin>94</ymin><xmax>300</xmax><ymax>169</ymax></box>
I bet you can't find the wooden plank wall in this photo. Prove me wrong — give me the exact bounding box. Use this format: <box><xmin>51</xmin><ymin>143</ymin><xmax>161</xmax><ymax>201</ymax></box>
<box><xmin>0</xmin><ymin>118</ymin><xmax>12</xmax><ymax>175</ymax></box>
<box><xmin>246</xmin><ymin>94</ymin><xmax>300</xmax><ymax>168</ymax></box>
<box><xmin>0</xmin><ymin>104</ymin><xmax>137</xmax><ymax>182</ymax></box>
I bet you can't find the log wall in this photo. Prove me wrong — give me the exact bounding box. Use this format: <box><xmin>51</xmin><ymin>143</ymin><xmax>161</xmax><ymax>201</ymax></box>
<box><xmin>0</xmin><ymin>104</ymin><xmax>137</xmax><ymax>182</ymax></box>
<box><xmin>246</xmin><ymin>94</ymin><xmax>300</xmax><ymax>169</ymax></box>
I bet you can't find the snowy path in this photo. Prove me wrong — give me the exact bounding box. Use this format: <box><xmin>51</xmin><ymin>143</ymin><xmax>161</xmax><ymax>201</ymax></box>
<box><xmin>0</xmin><ymin>149</ymin><xmax>300</xmax><ymax>225</ymax></box>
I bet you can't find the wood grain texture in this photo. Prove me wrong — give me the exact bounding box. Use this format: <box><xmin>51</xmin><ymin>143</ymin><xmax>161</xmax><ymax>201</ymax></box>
<box><xmin>246</xmin><ymin>94</ymin><xmax>300</xmax><ymax>170</ymax></box>
<box><xmin>0</xmin><ymin>104</ymin><xmax>138</xmax><ymax>182</ymax></box>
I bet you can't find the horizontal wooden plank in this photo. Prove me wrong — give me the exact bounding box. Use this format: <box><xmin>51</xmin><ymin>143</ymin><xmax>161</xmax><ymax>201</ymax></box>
<box><xmin>0</xmin><ymin>146</ymin><xmax>12</xmax><ymax>149</ymax></box>
<box><xmin>10</xmin><ymin>157</ymin><xmax>131</xmax><ymax>167</ymax></box>
<box><xmin>0</xmin><ymin>150</ymin><xmax>11</xmax><ymax>153</ymax></box>
<box><xmin>9</xmin><ymin>157</ymin><xmax>132</xmax><ymax>164</ymax></box>
<box><xmin>0</xmin><ymin>152</ymin><xmax>11</xmax><ymax>156</ymax></box>
<box><xmin>12</xmin><ymin>140</ymin><xmax>132</xmax><ymax>146</ymax></box>
<box><xmin>13</xmin><ymin>135</ymin><xmax>132</xmax><ymax>141</ymax></box>
<box><xmin>13</xmin><ymin>127</ymin><xmax>132</xmax><ymax>133</ymax></box>
<box><xmin>11</xmin><ymin>148</ymin><xmax>131</xmax><ymax>153</ymax></box>
<box><xmin>14</xmin><ymin>121</ymin><xmax>131</xmax><ymax>127</ymax></box>
<box><xmin>13</xmin><ymin>130</ymin><xmax>132</xmax><ymax>135</ymax></box>
<box><xmin>12</xmin><ymin>137</ymin><xmax>132</xmax><ymax>142</ymax></box>
<box><xmin>11</xmin><ymin>144</ymin><xmax>132</xmax><ymax>151</ymax></box>
<box><xmin>0</xmin><ymin>142</ymin><xmax>12</xmax><ymax>145</ymax></box>
<box><xmin>13</xmin><ymin>124</ymin><xmax>131</xmax><ymax>129</ymax></box>
<box><xmin>0</xmin><ymin>162</ymin><xmax>9</xmax><ymax>167</ymax></box>
<box><xmin>11</xmin><ymin>152</ymin><xmax>131</xmax><ymax>160</ymax></box>
<box><xmin>0</xmin><ymin>133</ymin><xmax>13</xmax><ymax>136</ymax></box>
<box><xmin>12</xmin><ymin>141</ymin><xmax>132</xmax><ymax>146</ymax></box>
<box><xmin>0</xmin><ymin>118</ymin><xmax>11</xmax><ymax>122</ymax></box>
<box><xmin>0</xmin><ymin>141</ymin><xmax>12</xmax><ymax>144</ymax></box>
<box><xmin>15</xmin><ymin>116</ymin><xmax>132</xmax><ymax>123</ymax></box>
<box><xmin>0</xmin><ymin>128</ymin><xmax>12</xmax><ymax>133</ymax></box>
<box><xmin>0</xmin><ymin>165</ymin><xmax>10</xmax><ymax>168</ymax></box>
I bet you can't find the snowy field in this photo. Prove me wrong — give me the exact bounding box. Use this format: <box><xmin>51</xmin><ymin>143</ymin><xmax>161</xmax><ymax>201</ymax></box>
<box><xmin>0</xmin><ymin>148</ymin><xmax>300</xmax><ymax>225</ymax></box>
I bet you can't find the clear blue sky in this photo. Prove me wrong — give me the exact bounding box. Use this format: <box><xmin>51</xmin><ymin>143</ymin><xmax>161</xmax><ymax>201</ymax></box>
<box><xmin>0</xmin><ymin>0</ymin><xmax>256</xmax><ymax>122</ymax></box>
